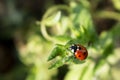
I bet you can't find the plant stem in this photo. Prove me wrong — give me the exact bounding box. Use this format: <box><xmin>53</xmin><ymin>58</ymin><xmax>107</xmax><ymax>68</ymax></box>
<box><xmin>94</xmin><ymin>11</ymin><xmax>120</xmax><ymax>21</ymax></box>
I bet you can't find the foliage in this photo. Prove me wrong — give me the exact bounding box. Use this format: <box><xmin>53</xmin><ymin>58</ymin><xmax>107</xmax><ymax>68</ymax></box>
<box><xmin>12</xmin><ymin>0</ymin><xmax>120</xmax><ymax>80</ymax></box>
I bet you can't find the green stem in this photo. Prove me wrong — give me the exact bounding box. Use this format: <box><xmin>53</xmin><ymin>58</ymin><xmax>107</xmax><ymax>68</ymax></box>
<box><xmin>40</xmin><ymin>23</ymin><xmax>54</xmax><ymax>41</ymax></box>
<box><xmin>42</xmin><ymin>5</ymin><xmax>72</xmax><ymax>20</ymax></box>
<box><xmin>40</xmin><ymin>23</ymin><xmax>67</xmax><ymax>44</ymax></box>
<box><xmin>95</xmin><ymin>11</ymin><xmax>120</xmax><ymax>21</ymax></box>
<box><xmin>40</xmin><ymin>5</ymin><xmax>72</xmax><ymax>43</ymax></box>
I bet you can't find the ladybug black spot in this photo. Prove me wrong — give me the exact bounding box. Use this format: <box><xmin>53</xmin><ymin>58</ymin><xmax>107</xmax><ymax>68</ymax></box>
<box><xmin>78</xmin><ymin>55</ymin><xmax>81</xmax><ymax>57</ymax></box>
<box><xmin>83</xmin><ymin>52</ymin><xmax>86</xmax><ymax>55</ymax></box>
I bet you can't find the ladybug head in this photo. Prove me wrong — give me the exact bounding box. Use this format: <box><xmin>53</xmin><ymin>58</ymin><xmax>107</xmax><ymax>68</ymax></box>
<box><xmin>69</xmin><ymin>44</ymin><xmax>77</xmax><ymax>53</ymax></box>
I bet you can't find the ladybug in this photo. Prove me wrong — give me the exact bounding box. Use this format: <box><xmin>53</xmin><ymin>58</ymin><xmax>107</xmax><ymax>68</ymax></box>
<box><xmin>70</xmin><ymin>44</ymin><xmax>88</xmax><ymax>60</ymax></box>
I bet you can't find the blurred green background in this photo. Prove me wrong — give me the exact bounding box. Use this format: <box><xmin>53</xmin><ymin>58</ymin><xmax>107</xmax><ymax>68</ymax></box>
<box><xmin>0</xmin><ymin>0</ymin><xmax>120</xmax><ymax>80</ymax></box>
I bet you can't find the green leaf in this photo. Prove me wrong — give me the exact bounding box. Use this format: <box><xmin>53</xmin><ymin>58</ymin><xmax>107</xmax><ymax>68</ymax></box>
<box><xmin>80</xmin><ymin>63</ymin><xmax>94</xmax><ymax>80</ymax></box>
<box><xmin>48</xmin><ymin>58</ymin><xmax>65</xmax><ymax>69</ymax></box>
<box><xmin>102</xmin><ymin>42</ymin><xmax>114</xmax><ymax>59</ymax></box>
<box><xmin>112</xmin><ymin>0</ymin><xmax>120</xmax><ymax>10</ymax></box>
<box><xmin>43</xmin><ymin>11</ymin><xmax>61</xmax><ymax>26</ymax></box>
<box><xmin>65</xmin><ymin>39</ymin><xmax>87</xmax><ymax>48</ymax></box>
<box><xmin>48</xmin><ymin>56</ymin><xmax>70</xmax><ymax>69</ymax></box>
<box><xmin>110</xmin><ymin>23</ymin><xmax>120</xmax><ymax>38</ymax></box>
<box><xmin>47</xmin><ymin>45</ymin><xmax>65</xmax><ymax>61</ymax></box>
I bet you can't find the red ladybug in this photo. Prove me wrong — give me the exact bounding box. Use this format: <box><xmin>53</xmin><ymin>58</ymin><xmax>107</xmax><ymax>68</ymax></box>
<box><xmin>70</xmin><ymin>44</ymin><xmax>88</xmax><ymax>60</ymax></box>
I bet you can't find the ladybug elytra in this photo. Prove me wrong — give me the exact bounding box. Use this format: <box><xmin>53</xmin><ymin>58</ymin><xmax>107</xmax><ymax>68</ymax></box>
<box><xmin>70</xmin><ymin>44</ymin><xmax>88</xmax><ymax>60</ymax></box>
